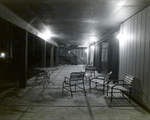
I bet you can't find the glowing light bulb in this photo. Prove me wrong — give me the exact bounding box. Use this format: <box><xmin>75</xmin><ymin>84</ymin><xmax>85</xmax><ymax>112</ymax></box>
<box><xmin>85</xmin><ymin>49</ymin><xmax>88</xmax><ymax>53</ymax></box>
<box><xmin>117</xmin><ymin>33</ymin><xmax>124</xmax><ymax>40</ymax></box>
<box><xmin>91</xmin><ymin>45</ymin><xmax>95</xmax><ymax>50</ymax></box>
<box><xmin>0</xmin><ymin>53</ymin><xmax>5</xmax><ymax>58</ymax></box>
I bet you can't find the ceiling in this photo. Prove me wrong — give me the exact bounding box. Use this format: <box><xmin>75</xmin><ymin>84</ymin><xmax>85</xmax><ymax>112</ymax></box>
<box><xmin>0</xmin><ymin>0</ymin><xmax>150</xmax><ymax>47</ymax></box>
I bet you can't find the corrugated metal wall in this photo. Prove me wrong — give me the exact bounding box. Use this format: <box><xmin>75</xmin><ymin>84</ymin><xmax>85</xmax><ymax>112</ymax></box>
<box><xmin>105</xmin><ymin>33</ymin><xmax>119</xmax><ymax>80</ymax></box>
<box><xmin>92</xmin><ymin>33</ymin><xmax>119</xmax><ymax>79</ymax></box>
<box><xmin>119</xmin><ymin>6</ymin><xmax>150</xmax><ymax>109</ymax></box>
<box><xmin>94</xmin><ymin>43</ymin><xmax>101</xmax><ymax>72</ymax></box>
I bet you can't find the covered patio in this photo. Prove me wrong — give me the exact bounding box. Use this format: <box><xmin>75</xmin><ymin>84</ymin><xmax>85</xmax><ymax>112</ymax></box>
<box><xmin>0</xmin><ymin>65</ymin><xmax>149</xmax><ymax>120</ymax></box>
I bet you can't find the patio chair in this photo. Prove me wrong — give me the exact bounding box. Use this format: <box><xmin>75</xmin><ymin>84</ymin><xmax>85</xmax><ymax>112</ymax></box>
<box><xmin>62</xmin><ymin>72</ymin><xmax>86</xmax><ymax>98</ymax></box>
<box><xmin>85</xmin><ymin>63</ymin><xmax>97</xmax><ymax>81</ymax></box>
<box><xmin>89</xmin><ymin>71</ymin><xmax>112</xmax><ymax>94</ymax></box>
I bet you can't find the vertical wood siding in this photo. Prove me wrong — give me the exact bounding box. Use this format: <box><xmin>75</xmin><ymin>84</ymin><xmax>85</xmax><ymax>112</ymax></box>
<box><xmin>119</xmin><ymin>6</ymin><xmax>150</xmax><ymax>108</ymax></box>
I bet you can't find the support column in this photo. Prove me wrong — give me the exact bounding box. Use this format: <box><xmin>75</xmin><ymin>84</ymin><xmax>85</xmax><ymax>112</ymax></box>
<box><xmin>6</xmin><ymin>24</ymin><xmax>9</xmax><ymax>68</ymax></box>
<box><xmin>41</xmin><ymin>40</ymin><xmax>46</xmax><ymax>67</ymax></box>
<box><xmin>44</xmin><ymin>41</ymin><xmax>46</xmax><ymax>67</ymax></box>
<box><xmin>19</xmin><ymin>31</ymin><xmax>28</xmax><ymax>88</ymax></box>
<box><xmin>54</xmin><ymin>47</ymin><xmax>59</xmax><ymax>66</ymax></box>
<box><xmin>50</xmin><ymin>45</ymin><xmax>54</xmax><ymax>67</ymax></box>
<box><xmin>87</xmin><ymin>46</ymin><xmax>90</xmax><ymax>65</ymax></box>
<box><xmin>10</xmin><ymin>26</ymin><xmax>13</xmax><ymax>58</ymax></box>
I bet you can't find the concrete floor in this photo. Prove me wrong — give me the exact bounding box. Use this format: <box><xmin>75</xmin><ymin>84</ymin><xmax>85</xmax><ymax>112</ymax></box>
<box><xmin>0</xmin><ymin>65</ymin><xmax>150</xmax><ymax>120</ymax></box>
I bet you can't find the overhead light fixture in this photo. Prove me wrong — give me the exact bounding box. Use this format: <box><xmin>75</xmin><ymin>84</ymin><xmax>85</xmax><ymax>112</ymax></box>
<box><xmin>42</xmin><ymin>29</ymin><xmax>54</xmax><ymax>40</ymax></box>
<box><xmin>91</xmin><ymin>45</ymin><xmax>95</xmax><ymax>50</ymax></box>
<box><xmin>0</xmin><ymin>52</ymin><xmax>5</xmax><ymax>58</ymax></box>
<box><xmin>85</xmin><ymin>49</ymin><xmax>88</xmax><ymax>53</ymax></box>
<box><xmin>117</xmin><ymin>33</ymin><xmax>124</xmax><ymax>40</ymax></box>
<box><xmin>43</xmin><ymin>31</ymin><xmax>51</xmax><ymax>40</ymax></box>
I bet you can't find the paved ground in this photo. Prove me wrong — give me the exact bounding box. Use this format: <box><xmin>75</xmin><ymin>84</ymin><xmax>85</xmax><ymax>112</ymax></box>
<box><xmin>0</xmin><ymin>65</ymin><xmax>150</xmax><ymax>120</ymax></box>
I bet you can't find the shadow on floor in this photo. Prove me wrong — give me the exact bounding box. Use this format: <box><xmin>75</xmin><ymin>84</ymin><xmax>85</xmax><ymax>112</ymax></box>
<box><xmin>104</xmin><ymin>96</ymin><xmax>138</xmax><ymax>107</ymax></box>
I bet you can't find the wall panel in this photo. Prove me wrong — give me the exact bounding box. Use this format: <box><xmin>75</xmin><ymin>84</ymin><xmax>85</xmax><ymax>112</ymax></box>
<box><xmin>145</xmin><ymin>7</ymin><xmax>150</xmax><ymax>108</ymax></box>
<box><xmin>94</xmin><ymin>43</ymin><xmax>101</xmax><ymax>72</ymax></box>
<box><xmin>119</xmin><ymin>6</ymin><xmax>150</xmax><ymax>109</ymax></box>
<box><xmin>136</xmin><ymin>12</ymin><xmax>142</xmax><ymax>78</ymax></box>
<box><xmin>131</xmin><ymin>17</ymin><xmax>135</xmax><ymax>75</ymax></box>
<box><xmin>148</xmin><ymin>5</ymin><xmax>150</xmax><ymax>105</ymax></box>
<box><xmin>133</xmin><ymin>15</ymin><xmax>138</xmax><ymax>77</ymax></box>
<box><xmin>132</xmin><ymin>16</ymin><xmax>137</xmax><ymax>76</ymax></box>
<box><xmin>140</xmin><ymin>9</ymin><xmax>146</xmax><ymax>103</ymax></box>
<box><xmin>127</xmin><ymin>19</ymin><xmax>131</xmax><ymax>72</ymax></box>
<box><xmin>126</xmin><ymin>20</ymin><xmax>130</xmax><ymax>74</ymax></box>
<box><xmin>121</xmin><ymin>24</ymin><xmax>125</xmax><ymax>77</ymax></box>
<box><xmin>93</xmin><ymin>33</ymin><xmax>119</xmax><ymax>79</ymax></box>
<box><xmin>119</xmin><ymin>24</ymin><xmax>124</xmax><ymax>78</ymax></box>
<box><xmin>124</xmin><ymin>22</ymin><xmax>128</xmax><ymax>75</ymax></box>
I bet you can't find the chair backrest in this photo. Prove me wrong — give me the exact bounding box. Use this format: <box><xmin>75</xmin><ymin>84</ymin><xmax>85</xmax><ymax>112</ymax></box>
<box><xmin>123</xmin><ymin>74</ymin><xmax>134</xmax><ymax>85</ymax></box>
<box><xmin>104</xmin><ymin>71</ymin><xmax>112</xmax><ymax>83</ymax></box>
<box><xmin>70</xmin><ymin>72</ymin><xmax>85</xmax><ymax>81</ymax></box>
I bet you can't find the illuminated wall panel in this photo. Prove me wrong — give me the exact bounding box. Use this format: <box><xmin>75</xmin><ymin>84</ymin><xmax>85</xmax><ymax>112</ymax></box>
<box><xmin>119</xmin><ymin>6</ymin><xmax>150</xmax><ymax>109</ymax></box>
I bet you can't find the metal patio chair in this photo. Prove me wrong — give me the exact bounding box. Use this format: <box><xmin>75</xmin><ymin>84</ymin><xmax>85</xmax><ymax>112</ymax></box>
<box><xmin>62</xmin><ymin>72</ymin><xmax>86</xmax><ymax>98</ymax></box>
<box><xmin>89</xmin><ymin>71</ymin><xmax>112</xmax><ymax>94</ymax></box>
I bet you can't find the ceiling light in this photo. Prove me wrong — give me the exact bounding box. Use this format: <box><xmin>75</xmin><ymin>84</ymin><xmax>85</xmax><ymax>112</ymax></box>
<box><xmin>43</xmin><ymin>31</ymin><xmax>51</xmax><ymax>40</ymax></box>
<box><xmin>117</xmin><ymin>33</ymin><xmax>124</xmax><ymax>40</ymax></box>
<box><xmin>0</xmin><ymin>52</ymin><xmax>5</xmax><ymax>58</ymax></box>
<box><xmin>42</xmin><ymin>29</ymin><xmax>54</xmax><ymax>40</ymax></box>
<box><xmin>85</xmin><ymin>49</ymin><xmax>88</xmax><ymax>53</ymax></box>
<box><xmin>91</xmin><ymin>45</ymin><xmax>95</xmax><ymax>50</ymax></box>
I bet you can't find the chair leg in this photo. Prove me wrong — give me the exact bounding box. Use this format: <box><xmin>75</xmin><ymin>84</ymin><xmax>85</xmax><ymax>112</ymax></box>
<box><xmin>75</xmin><ymin>84</ymin><xmax>76</xmax><ymax>92</ymax></box>
<box><xmin>129</xmin><ymin>88</ymin><xmax>131</xmax><ymax>103</ymax></box>
<box><xmin>62</xmin><ymin>82</ymin><xmax>64</xmax><ymax>93</ymax></box>
<box><xmin>95</xmin><ymin>82</ymin><xmax>97</xmax><ymax>89</ymax></box>
<box><xmin>83</xmin><ymin>82</ymin><xmax>86</xmax><ymax>96</ymax></box>
<box><xmin>107</xmin><ymin>85</ymin><xmax>109</xmax><ymax>96</ymax></box>
<box><xmin>103</xmin><ymin>84</ymin><xmax>105</xmax><ymax>95</ymax></box>
<box><xmin>70</xmin><ymin>85</ymin><xmax>73</xmax><ymax>98</ymax></box>
<box><xmin>129</xmin><ymin>96</ymin><xmax>131</xmax><ymax>103</ymax></box>
<box><xmin>89</xmin><ymin>79</ymin><xmax>91</xmax><ymax>92</ymax></box>
<box><xmin>111</xmin><ymin>88</ymin><xmax>113</xmax><ymax>103</ymax></box>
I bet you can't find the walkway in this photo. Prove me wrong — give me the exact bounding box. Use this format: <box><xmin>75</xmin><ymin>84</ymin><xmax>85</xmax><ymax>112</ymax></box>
<box><xmin>0</xmin><ymin>65</ymin><xmax>150</xmax><ymax>120</ymax></box>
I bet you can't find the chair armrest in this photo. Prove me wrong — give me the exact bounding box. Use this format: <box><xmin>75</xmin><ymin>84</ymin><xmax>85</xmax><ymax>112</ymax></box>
<box><xmin>96</xmin><ymin>74</ymin><xmax>105</xmax><ymax>77</ymax></box>
<box><xmin>64</xmin><ymin>76</ymin><xmax>70</xmax><ymax>82</ymax></box>
<box><xmin>65</xmin><ymin>76</ymin><xmax>70</xmax><ymax>80</ymax></box>
<box><xmin>110</xmin><ymin>80</ymin><xmax>125</xmax><ymax>88</ymax></box>
<box><xmin>89</xmin><ymin>76</ymin><xmax>96</xmax><ymax>80</ymax></box>
<box><xmin>111</xmin><ymin>83</ymin><xmax>132</xmax><ymax>90</ymax></box>
<box><xmin>48</xmin><ymin>71</ymin><xmax>54</xmax><ymax>75</ymax></box>
<box><xmin>92</xmin><ymin>73</ymin><xmax>104</xmax><ymax>79</ymax></box>
<box><xmin>106</xmin><ymin>80</ymin><xmax>111</xmax><ymax>84</ymax></box>
<box><xmin>89</xmin><ymin>75</ymin><xmax>104</xmax><ymax>80</ymax></box>
<box><xmin>112</xmin><ymin>79</ymin><xmax>124</xmax><ymax>84</ymax></box>
<box><xmin>111</xmin><ymin>84</ymin><xmax>117</xmax><ymax>89</ymax></box>
<box><xmin>89</xmin><ymin>76</ymin><xmax>94</xmax><ymax>80</ymax></box>
<box><xmin>96</xmin><ymin>75</ymin><xmax>105</xmax><ymax>79</ymax></box>
<box><xmin>89</xmin><ymin>74</ymin><xmax>105</xmax><ymax>81</ymax></box>
<box><xmin>116</xmin><ymin>83</ymin><xmax>131</xmax><ymax>86</ymax></box>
